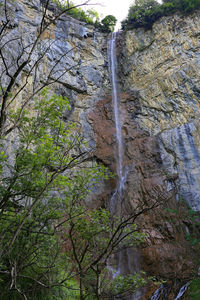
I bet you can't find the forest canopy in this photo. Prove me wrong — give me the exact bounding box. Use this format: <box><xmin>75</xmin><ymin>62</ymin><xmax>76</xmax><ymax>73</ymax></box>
<box><xmin>122</xmin><ymin>0</ymin><xmax>200</xmax><ymax>30</ymax></box>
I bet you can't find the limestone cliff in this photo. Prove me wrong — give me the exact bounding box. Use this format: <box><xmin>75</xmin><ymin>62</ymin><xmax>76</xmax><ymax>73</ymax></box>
<box><xmin>89</xmin><ymin>12</ymin><xmax>200</xmax><ymax>299</ymax></box>
<box><xmin>118</xmin><ymin>12</ymin><xmax>200</xmax><ymax>212</ymax></box>
<box><xmin>0</xmin><ymin>0</ymin><xmax>109</xmax><ymax>154</ymax></box>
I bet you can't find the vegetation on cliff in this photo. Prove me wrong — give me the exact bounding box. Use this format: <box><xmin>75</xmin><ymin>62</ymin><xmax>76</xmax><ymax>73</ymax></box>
<box><xmin>53</xmin><ymin>0</ymin><xmax>117</xmax><ymax>32</ymax></box>
<box><xmin>122</xmin><ymin>0</ymin><xmax>200</xmax><ymax>30</ymax></box>
<box><xmin>53</xmin><ymin>0</ymin><xmax>101</xmax><ymax>25</ymax></box>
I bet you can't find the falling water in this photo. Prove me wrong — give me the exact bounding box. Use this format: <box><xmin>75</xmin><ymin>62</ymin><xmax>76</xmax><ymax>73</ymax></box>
<box><xmin>108</xmin><ymin>32</ymin><xmax>127</xmax><ymax>213</ymax></box>
<box><xmin>174</xmin><ymin>282</ymin><xmax>190</xmax><ymax>300</ymax></box>
<box><xmin>108</xmin><ymin>32</ymin><xmax>140</xmax><ymax>300</ymax></box>
<box><xmin>150</xmin><ymin>284</ymin><xmax>168</xmax><ymax>300</ymax></box>
<box><xmin>151</xmin><ymin>285</ymin><xmax>164</xmax><ymax>300</ymax></box>
<box><xmin>109</xmin><ymin>32</ymin><xmax>123</xmax><ymax>188</ymax></box>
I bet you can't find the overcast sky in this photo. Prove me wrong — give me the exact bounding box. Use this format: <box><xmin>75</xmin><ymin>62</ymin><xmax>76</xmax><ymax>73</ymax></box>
<box><xmin>90</xmin><ymin>0</ymin><xmax>134</xmax><ymax>29</ymax></box>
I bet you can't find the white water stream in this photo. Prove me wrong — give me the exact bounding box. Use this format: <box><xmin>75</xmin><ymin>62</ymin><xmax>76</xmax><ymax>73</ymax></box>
<box><xmin>108</xmin><ymin>32</ymin><xmax>140</xmax><ymax>300</ymax></box>
<box><xmin>108</xmin><ymin>32</ymin><xmax>128</xmax><ymax>214</ymax></box>
<box><xmin>174</xmin><ymin>282</ymin><xmax>190</xmax><ymax>300</ymax></box>
<box><xmin>109</xmin><ymin>32</ymin><xmax>124</xmax><ymax>197</ymax></box>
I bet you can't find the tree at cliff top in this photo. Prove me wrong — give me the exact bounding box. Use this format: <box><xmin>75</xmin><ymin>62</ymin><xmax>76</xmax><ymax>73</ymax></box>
<box><xmin>100</xmin><ymin>15</ymin><xmax>117</xmax><ymax>32</ymax></box>
<box><xmin>121</xmin><ymin>0</ymin><xmax>200</xmax><ymax>30</ymax></box>
<box><xmin>54</xmin><ymin>0</ymin><xmax>117</xmax><ymax>32</ymax></box>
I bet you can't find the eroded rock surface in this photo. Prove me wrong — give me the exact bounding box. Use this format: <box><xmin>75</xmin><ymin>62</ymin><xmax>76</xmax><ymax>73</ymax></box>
<box><xmin>0</xmin><ymin>0</ymin><xmax>110</xmax><ymax>150</ymax></box>
<box><xmin>118</xmin><ymin>13</ymin><xmax>200</xmax><ymax>212</ymax></box>
<box><xmin>89</xmin><ymin>13</ymin><xmax>200</xmax><ymax>297</ymax></box>
<box><xmin>89</xmin><ymin>91</ymin><xmax>200</xmax><ymax>298</ymax></box>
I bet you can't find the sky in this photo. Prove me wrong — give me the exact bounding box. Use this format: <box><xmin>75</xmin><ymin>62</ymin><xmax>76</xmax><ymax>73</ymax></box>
<box><xmin>78</xmin><ymin>0</ymin><xmax>162</xmax><ymax>30</ymax></box>
<box><xmin>88</xmin><ymin>0</ymin><xmax>134</xmax><ymax>29</ymax></box>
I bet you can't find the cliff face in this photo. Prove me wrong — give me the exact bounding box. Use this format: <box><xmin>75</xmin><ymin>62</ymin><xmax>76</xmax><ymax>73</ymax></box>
<box><xmin>1</xmin><ymin>1</ymin><xmax>200</xmax><ymax>298</ymax></box>
<box><xmin>0</xmin><ymin>0</ymin><xmax>109</xmax><ymax>155</ymax></box>
<box><xmin>118</xmin><ymin>12</ymin><xmax>200</xmax><ymax>212</ymax></box>
<box><xmin>89</xmin><ymin>13</ymin><xmax>200</xmax><ymax>298</ymax></box>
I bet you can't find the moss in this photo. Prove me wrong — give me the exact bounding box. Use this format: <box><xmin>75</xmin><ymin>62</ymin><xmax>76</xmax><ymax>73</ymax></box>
<box><xmin>188</xmin><ymin>278</ymin><xmax>200</xmax><ymax>299</ymax></box>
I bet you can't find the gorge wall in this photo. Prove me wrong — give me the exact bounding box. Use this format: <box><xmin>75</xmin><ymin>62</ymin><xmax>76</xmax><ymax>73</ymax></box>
<box><xmin>89</xmin><ymin>12</ymin><xmax>200</xmax><ymax>299</ymax></box>
<box><xmin>1</xmin><ymin>0</ymin><xmax>200</xmax><ymax>298</ymax></box>
<box><xmin>0</xmin><ymin>0</ymin><xmax>109</xmax><ymax>159</ymax></box>
<box><xmin>118</xmin><ymin>12</ymin><xmax>200</xmax><ymax>213</ymax></box>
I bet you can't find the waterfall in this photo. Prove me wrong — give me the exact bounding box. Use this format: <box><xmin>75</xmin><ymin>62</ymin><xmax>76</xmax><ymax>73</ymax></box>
<box><xmin>108</xmin><ymin>32</ymin><xmax>128</xmax><ymax>213</ymax></box>
<box><xmin>108</xmin><ymin>32</ymin><xmax>140</xmax><ymax>300</ymax></box>
<box><xmin>174</xmin><ymin>282</ymin><xmax>190</xmax><ymax>300</ymax></box>
<box><xmin>150</xmin><ymin>285</ymin><xmax>168</xmax><ymax>300</ymax></box>
<box><xmin>150</xmin><ymin>282</ymin><xmax>190</xmax><ymax>300</ymax></box>
<box><xmin>109</xmin><ymin>32</ymin><xmax>123</xmax><ymax>183</ymax></box>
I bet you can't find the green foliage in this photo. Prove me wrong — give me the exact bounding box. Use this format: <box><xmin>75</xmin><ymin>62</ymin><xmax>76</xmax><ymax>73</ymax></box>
<box><xmin>61</xmin><ymin>203</ymin><xmax>146</xmax><ymax>298</ymax></box>
<box><xmin>188</xmin><ymin>278</ymin><xmax>200</xmax><ymax>300</ymax></box>
<box><xmin>109</xmin><ymin>273</ymin><xmax>146</xmax><ymax>297</ymax></box>
<box><xmin>52</xmin><ymin>0</ymin><xmax>100</xmax><ymax>25</ymax></box>
<box><xmin>164</xmin><ymin>197</ymin><xmax>200</xmax><ymax>247</ymax></box>
<box><xmin>122</xmin><ymin>0</ymin><xmax>200</xmax><ymax>30</ymax></box>
<box><xmin>100</xmin><ymin>15</ymin><xmax>117</xmax><ymax>32</ymax></box>
<box><xmin>0</xmin><ymin>89</ymin><xmax>107</xmax><ymax>299</ymax></box>
<box><xmin>0</xmin><ymin>89</ymin><xmax>147</xmax><ymax>299</ymax></box>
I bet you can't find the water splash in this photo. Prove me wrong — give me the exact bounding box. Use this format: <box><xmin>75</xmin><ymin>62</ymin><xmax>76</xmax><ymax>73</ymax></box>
<box><xmin>151</xmin><ymin>285</ymin><xmax>165</xmax><ymax>300</ymax></box>
<box><xmin>107</xmin><ymin>265</ymin><xmax>121</xmax><ymax>279</ymax></box>
<box><xmin>174</xmin><ymin>282</ymin><xmax>190</xmax><ymax>300</ymax></box>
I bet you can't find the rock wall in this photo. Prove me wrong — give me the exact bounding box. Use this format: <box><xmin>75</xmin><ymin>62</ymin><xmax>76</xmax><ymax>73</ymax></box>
<box><xmin>89</xmin><ymin>92</ymin><xmax>200</xmax><ymax>299</ymax></box>
<box><xmin>89</xmin><ymin>12</ymin><xmax>200</xmax><ymax>298</ymax></box>
<box><xmin>0</xmin><ymin>0</ymin><xmax>110</xmax><ymax>152</ymax></box>
<box><xmin>118</xmin><ymin>12</ymin><xmax>200</xmax><ymax>212</ymax></box>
